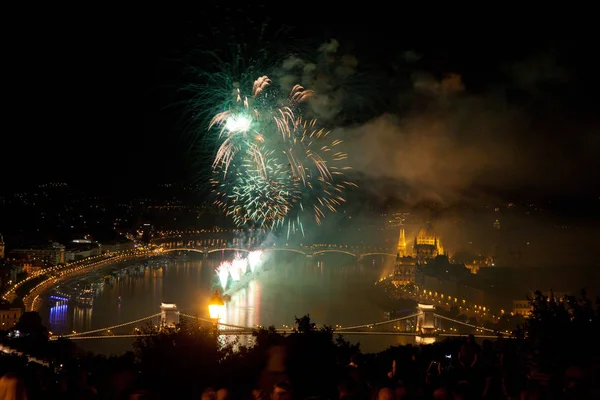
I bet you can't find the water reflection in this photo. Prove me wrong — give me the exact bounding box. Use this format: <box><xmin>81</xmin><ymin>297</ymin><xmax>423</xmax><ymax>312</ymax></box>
<box><xmin>43</xmin><ymin>255</ymin><xmax>412</xmax><ymax>354</ymax></box>
<box><xmin>72</xmin><ymin>306</ymin><xmax>93</xmax><ymax>333</ymax></box>
<box><xmin>49</xmin><ymin>301</ymin><xmax>68</xmax><ymax>332</ymax></box>
<box><xmin>223</xmin><ymin>280</ymin><xmax>260</xmax><ymax>329</ymax></box>
<box><xmin>219</xmin><ymin>280</ymin><xmax>258</xmax><ymax>348</ymax></box>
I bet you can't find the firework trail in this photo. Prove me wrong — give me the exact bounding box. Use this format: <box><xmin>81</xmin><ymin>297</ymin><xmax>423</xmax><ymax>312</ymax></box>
<box><xmin>247</xmin><ymin>250</ymin><xmax>263</xmax><ymax>273</ymax></box>
<box><xmin>216</xmin><ymin>262</ymin><xmax>230</xmax><ymax>289</ymax></box>
<box><xmin>215</xmin><ymin>250</ymin><xmax>265</xmax><ymax>290</ymax></box>
<box><xmin>228</xmin><ymin>260</ymin><xmax>241</xmax><ymax>281</ymax></box>
<box><xmin>232</xmin><ymin>254</ymin><xmax>249</xmax><ymax>275</ymax></box>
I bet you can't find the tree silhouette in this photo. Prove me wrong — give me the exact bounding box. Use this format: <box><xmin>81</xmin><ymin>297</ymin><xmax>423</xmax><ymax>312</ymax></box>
<box><xmin>496</xmin><ymin>313</ymin><xmax>525</xmax><ymax>332</ymax></box>
<box><xmin>515</xmin><ymin>290</ymin><xmax>600</xmax><ymax>375</ymax></box>
<box><xmin>133</xmin><ymin>318</ymin><xmax>232</xmax><ymax>398</ymax></box>
<box><xmin>253</xmin><ymin>325</ymin><xmax>285</xmax><ymax>349</ymax></box>
<box><xmin>15</xmin><ymin>311</ymin><xmax>48</xmax><ymax>338</ymax></box>
<box><xmin>287</xmin><ymin>315</ymin><xmax>344</xmax><ymax>399</ymax></box>
<box><xmin>11</xmin><ymin>311</ymin><xmax>48</xmax><ymax>357</ymax></box>
<box><xmin>293</xmin><ymin>314</ymin><xmax>316</xmax><ymax>333</ymax></box>
<box><xmin>11</xmin><ymin>297</ymin><xmax>25</xmax><ymax>310</ymax></box>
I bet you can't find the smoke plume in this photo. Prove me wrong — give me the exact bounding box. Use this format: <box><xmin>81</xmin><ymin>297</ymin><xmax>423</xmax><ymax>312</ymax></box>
<box><xmin>336</xmin><ymin>51</ymin><xmax>599</xmax><ymax>205</ymax></box>
<box><xmin>275</xmin><ymin>39</ymin><xmax>366</xmax><ymax>122</ymax></box>
<box><xmin>273</xmin><ymin>39</ymin><xmax>599</xmax><ymax>206</ymax></box>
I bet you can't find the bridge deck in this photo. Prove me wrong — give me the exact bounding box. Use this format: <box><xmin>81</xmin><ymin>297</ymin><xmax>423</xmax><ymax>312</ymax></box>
<box><xmin>160</xmin><ymin>246</ymin><xmax>396</xmax><ymax>258</ymax></box>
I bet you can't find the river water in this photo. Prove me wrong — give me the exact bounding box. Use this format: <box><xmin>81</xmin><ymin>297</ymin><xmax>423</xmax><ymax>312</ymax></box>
<box><xmin>42</xmin><ymin>252</ymin><xmax>414</xmax><ymax>354</ymax></box>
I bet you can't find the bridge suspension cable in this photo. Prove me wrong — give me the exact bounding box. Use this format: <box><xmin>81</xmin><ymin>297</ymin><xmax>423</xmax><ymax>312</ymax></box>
<box><xmin>181</xmin><ymin>312</ymin><xmax>423</xmax><ymax>333</ymax></box>
<box><xmin>179</xmin><ymin>313</ymin><xmax>266</xmax><ymax>331</ymax></box>
<box><xmin>53</xmin><ymin>313</ymin><xmax>161</xmax><ymax>339</ymax></box>
<box><xmin>433</xmin><ymin>314</ymin><xmax>512</xmax><ymax>336</ymax></box>
<box><xmin>66</xmin><ymin>334</ymin><xmax>156</xmax><ymax>340</ymax></box>
<box><xmin>57</xmin><ymin>312</ymin><xmax>512</xmax><ymax>340</ymax></box>
<box><xmin>335</xmin><ymin>313</ymin><xmax>419</xmax><ymax>331</ymax></box>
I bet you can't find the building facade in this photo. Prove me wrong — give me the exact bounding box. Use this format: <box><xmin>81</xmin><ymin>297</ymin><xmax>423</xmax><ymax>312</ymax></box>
<box><xmin>0</xmin><ymin>260</ymin><xmax>23</xmax><ymax>289</ymax></box>
<box><xmin>0</xmin><ymin>306</ymin><xmax>22</xmax><ymax>329</ymax></box>
<box><xmin>413</xmin><ymin>224</ymin><xmax>444</xmax><ymax>264</ymax></box>
<box><xmin>393</xmin><ymin>227</ymin><xmax>417</xmax><ymax>285</ymax></box>
<box><xmin>65</xmin><ymin>242</ymin><xmax>101</xmax><ymax>262</ymax></box>
<box><xmin>10</xmin><ymin>242</ymin><xmax>65</xmax><ymax>266</ymax></box>
<box><xmin>23</xmin><ymin>263</ymin><xmax>43</xmax><ymax>274</ymax></box>
<box><xmin>513</xmin><ymin>300</ymin><xmax>532</xmax><ymax>316</ymax></box>
<box><xmin>100</xmin><ymin>241</ymin><xmax>135</xmax><ymax>254</ymax></box>
<box><xmin>393</xmin><ymin>256</ymin><xmax>416</xmax><ymax>286</ymax></box>
<box><xmin>512</xmin><ymin>291</ymin><xmax>570</xmax><ymax>317</ymax></box>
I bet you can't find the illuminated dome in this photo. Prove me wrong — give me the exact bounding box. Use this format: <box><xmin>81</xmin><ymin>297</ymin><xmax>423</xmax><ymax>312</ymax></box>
<box><xmin>413</xmin><ymin>223</ymin><xmax>444</xmax><ymax>262</ymax></box>
<box><xmin>415</xmin><ymin>226</ymin><xmax>438</xmax><ymax>246</ymax></box>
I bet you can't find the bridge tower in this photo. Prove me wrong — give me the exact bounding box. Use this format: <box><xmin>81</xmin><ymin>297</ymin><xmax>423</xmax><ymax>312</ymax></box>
<box><xmin>416</xmin><ymin>303</ymin><xmax>436</xmax><ymax>336</ymax></box>
<box><xmin>160</xmin><ymin>303</ymin><xmax>179</xmax><ymax>328</ymax></box>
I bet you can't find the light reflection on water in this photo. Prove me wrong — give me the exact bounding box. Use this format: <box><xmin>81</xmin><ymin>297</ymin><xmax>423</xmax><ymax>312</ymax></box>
<box><xmin>49</xmin><ymin>302</ymin><xmax>68</xmax><ymax>332</ymax></box>
<box><xmin>223</xmin><ymin>280</ymin><xmax>261</xmax><ymax>329</ymax></box>
<box><xmin>73</xmin><ymin>306</ymin><xmax>93</xmax><ymax>333</ymax></box>
<box><xmin>43</xmin><ymin>255</ymin><xmax>414</xmax><ymax>354</ymax></box>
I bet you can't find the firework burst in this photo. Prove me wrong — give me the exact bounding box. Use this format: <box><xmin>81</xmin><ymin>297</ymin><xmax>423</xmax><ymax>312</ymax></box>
<box><xmin>247</xmin><ymin>250</ymin><xmax>263</xmax><ymax>273</ymax></box>
<box><xmin>284</xmin><ymin>117</ymin><xmax>358</xmax><ymax>226</ymax></box>
<box><xmin>209</xmin><ymin>76</ymin><xmax>313</xmax><ymax>175</ymax></box>
<box><xmin>212</xmin><ymin>147</ymin><xmax>302</xmax><ymax>229</ymax></box>
<box><xmin>208</xmin><ymin>74</ymin><xmax>355</xmax><ymax>235</ymax></box>
<box><xmin>228</xmin><ymin>260</ymin><xmax>241</xmax><ymax>281</ymax></box>
<box><xmin>232</xmin><ymin>254</ymin><xmax>249</xmax><ymax>275</ymax></box>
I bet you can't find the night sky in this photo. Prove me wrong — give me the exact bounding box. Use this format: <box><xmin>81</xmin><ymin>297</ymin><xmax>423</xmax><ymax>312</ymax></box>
<box><xmin>4</xmin><ymin>6</ymin><xmax>599</xmax><ymax>204</ymax></box>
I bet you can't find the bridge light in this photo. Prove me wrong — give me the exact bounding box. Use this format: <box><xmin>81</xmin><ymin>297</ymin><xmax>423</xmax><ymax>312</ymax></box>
<box><xmin>208</xmin><ymin>291</ymin><xmax>225</xmax><ymax>321</ymax></box>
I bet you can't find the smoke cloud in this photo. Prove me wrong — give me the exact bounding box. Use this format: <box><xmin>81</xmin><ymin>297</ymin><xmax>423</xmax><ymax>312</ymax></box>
<box><xmin>275</xmin><ymin>39</ymin><xmax>364</xmax><ymax>122</ymax></box>
<box><xmin>273</xmin><ymin>39</ymin><xmax>599</xmax><ymax>206</ymax></box>
<box><xmin>334</xmin><ymin>51</ymin><xmax>598</xmax><ymax>205</ymax></box>
<box><xmin>340</xmin><ymin>97</ymin><xmax>524</xmax><ymax>205</ymax></box>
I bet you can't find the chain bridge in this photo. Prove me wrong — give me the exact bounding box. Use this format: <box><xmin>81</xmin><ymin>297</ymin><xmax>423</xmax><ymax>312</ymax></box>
<box><xmin>37</xmin><ymin>233</ymin><xmax>512</xmax><ymax>344</ymax></box>
<box><xmin>49</xmin><ymin>302</ymin><xmax>512</xmax><ymax>342</ymax></box>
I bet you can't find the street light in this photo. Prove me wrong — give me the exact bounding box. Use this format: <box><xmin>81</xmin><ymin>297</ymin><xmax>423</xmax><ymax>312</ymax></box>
<box><xmin>208</xmin><ymin>290</ymin><xmax>225</xmax><ymax>322</ymax></box>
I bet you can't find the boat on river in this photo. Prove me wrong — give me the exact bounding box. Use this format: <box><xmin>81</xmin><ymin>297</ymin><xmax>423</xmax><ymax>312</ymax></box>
<box><xmin>76</xmin><ymin>288</ymin><xmax>94</xmax><ymax>307</ymax></box>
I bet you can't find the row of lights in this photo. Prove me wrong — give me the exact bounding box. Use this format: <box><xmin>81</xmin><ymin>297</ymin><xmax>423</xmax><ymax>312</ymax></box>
<box><xmin>377</xmin><ymin>275</ymin><xmax>504</xmax><ymax>323</ymax></box>
<box><xmin>164</xmin><ymin>239</ymin><xmax>390</xmax><ymax>251</ymax></box>
<box><xmin>20</xmin><ymin>249</ymin><xmax>160</xmax><ymax>311</ymax></box>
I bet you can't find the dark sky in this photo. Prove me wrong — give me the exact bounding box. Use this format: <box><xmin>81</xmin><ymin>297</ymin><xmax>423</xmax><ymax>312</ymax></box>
<box><xmin>4</xmin><ymin>6</ymin><xmax>599</xmax><ymax>203</ymax></box>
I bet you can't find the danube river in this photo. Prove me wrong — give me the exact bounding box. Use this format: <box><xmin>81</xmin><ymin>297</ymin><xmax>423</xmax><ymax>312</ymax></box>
<box><xmin>42</xmin><ymin>252</ymin><xmax>413</xmax><ymax>354</ymax></box>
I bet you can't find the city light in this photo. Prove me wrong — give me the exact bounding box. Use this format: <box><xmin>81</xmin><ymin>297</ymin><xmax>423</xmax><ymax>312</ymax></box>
<box><xmin>208</xmin><ymin>291</ymin><xmax>225</xmax><ymax>320</ymax></box>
